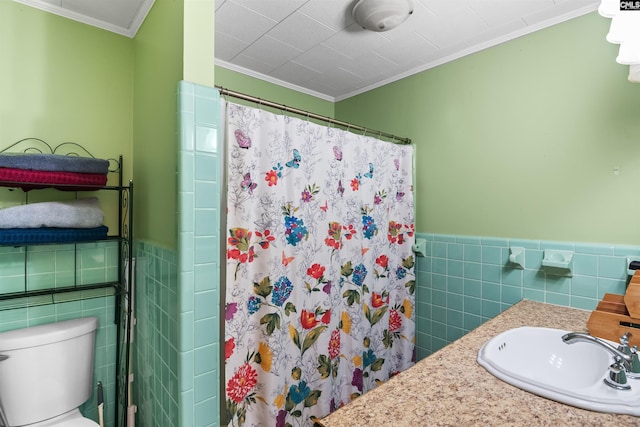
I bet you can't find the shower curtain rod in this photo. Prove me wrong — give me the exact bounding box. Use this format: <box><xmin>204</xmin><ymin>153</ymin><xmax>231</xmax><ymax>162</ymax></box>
<box><xmin>216</xmin><ymin>86</ymin><xmax>412</xmax><ymax>145</ymax></box>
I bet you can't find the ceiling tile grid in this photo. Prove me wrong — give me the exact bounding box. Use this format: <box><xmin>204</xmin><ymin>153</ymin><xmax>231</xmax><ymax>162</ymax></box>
<box><xmin>215</xmin><ymin>0</ymin><xmax>599</xmax><ymax>101</ymax></box>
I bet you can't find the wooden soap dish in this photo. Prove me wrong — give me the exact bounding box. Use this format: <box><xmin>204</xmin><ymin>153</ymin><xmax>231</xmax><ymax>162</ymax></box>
<box><xmin>587</xmin><ymin>271</ymin><xmax>640</xmax><ymax>348</ymax></box>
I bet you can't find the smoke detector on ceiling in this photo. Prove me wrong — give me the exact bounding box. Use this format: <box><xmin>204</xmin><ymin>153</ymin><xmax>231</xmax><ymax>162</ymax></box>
<box><xmin>352</xmin><ymin>0</ymin><xmax>413</xmax><ymax>32</ymax></box>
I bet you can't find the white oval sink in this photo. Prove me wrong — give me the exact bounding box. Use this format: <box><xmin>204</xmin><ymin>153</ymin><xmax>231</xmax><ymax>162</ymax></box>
<box><xmin>477</xmin><ymin>327</ymin><xmax>640</xmax><ymax>416</ymax></box>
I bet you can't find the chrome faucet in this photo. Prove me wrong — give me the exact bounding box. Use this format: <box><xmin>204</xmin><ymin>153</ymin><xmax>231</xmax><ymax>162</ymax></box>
<box><xmin>562</xmin><ymin>332</ymin><xmax>633</xmax><ymax>365</ymax></box>
<box><xmin>562</xmin><ymin>331</ymin><xmax>635</xmax><ymax>390</ymax></box>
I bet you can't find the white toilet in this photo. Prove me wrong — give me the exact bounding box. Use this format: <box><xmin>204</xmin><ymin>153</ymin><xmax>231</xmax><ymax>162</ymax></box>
<box><xmin>0</xmin><ymin>317</ymin><xmax>100</xmax><ymax>427</ymax></box>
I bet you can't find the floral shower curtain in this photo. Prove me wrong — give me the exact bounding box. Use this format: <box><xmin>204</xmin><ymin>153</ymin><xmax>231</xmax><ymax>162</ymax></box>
<box><xmin>224</xmin><ymin>101</ymin><xmax>415</xmax><ymax>426</ymax></box>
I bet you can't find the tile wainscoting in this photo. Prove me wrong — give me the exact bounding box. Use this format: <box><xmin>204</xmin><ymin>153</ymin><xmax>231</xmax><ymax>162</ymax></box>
<box><xmin>414</xmin><ymin>233</ymin><xmax>640</xmax><ymax>360</ymax></box>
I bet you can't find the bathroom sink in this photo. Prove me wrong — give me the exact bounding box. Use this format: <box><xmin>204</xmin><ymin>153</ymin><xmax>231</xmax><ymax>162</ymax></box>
<box><xmin>477</xmin><ymin>326</ymin><xmax>640</xmax><ymax>416</ymax></box>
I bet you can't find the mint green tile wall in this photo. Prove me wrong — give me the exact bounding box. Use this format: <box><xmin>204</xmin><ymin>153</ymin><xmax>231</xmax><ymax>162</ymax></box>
<box><xmin>133</xmin><ymin>241</ymin><xmax>179</xmax><ymax>426</ymax></box>
<box><xmin>414</xmin><ymin>232</ymin><xmax>640</xmax><ymax>360</ymax></box>
<box><xmin>0</xmin><ymin>241</ymin><xmax>119</xmax><ymax>293</ymax></box>
<box><xmin>177</xmin><ymin>81</ymin><xmax>221</xmax><ymax>427</ymax></box>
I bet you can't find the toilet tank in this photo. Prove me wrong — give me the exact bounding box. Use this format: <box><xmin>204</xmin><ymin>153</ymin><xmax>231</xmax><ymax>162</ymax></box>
<box><xmin>0</xmin><ymin>316</ymin><xmax>98</xmax><ymax>426</ymax></box>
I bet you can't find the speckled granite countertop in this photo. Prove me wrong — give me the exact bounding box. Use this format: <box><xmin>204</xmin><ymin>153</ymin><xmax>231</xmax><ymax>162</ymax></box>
<box><xmin>318</xmin><ymin>300</ymin><xmax>640</xmax><ymax>427</ymax></box>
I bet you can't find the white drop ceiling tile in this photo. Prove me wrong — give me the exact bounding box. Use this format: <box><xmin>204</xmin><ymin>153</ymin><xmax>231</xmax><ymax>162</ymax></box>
<box><xmin>241</xmin><ymin>35</ymin><xmax>304</xmax><ymax>69</ymax></box>
<box><xmin>214</xmin><ymin>32</ymin><xmax>250</xmax><ymax>61</ymax></box>
<box><xmin>422</xmin><ymin>36</ymin><xmax>477</xmax><ymax>59</ymax></box>
<box><xmin>449</xmin><ymin>8</ymin><xmax>490</xmax><ymax>39</ymax></box>
<box><xmin>339</xmin><ymin>52</ymin><xmax>396</xmax><ymax>81</ymax></box>
<box><xmin>554</xmin><ymin>0</ymin><xmax>595</xmax><ymax>5</ymax></box>
<box><xmin>303</xmin><ymin>79</ymin><xmax>342</xmax><ymax>98</ymax></box>
<box><xmin>215</xmin><ymin>0</ymin><xmax>278</xmax><ymax>44</ymax></box>
<box><xmin>229</xmin><ymin>0</ymin><xmax>305</xmax><ymax>22</ymax></box>
<box><xmin>373</xmin><ymin>33</ymin><xmax>438</xmax><ymax>65</ymax></box>
<box><xmin>268</xmin><ymin>11</ymin><xmax>335</xmax><ymax>52</ymax></box>
<box><xmin>416</xmin><ymin>7</ymin><xmax>488</xmax><ymax>48</ymax></box>
<box><xmin>469</xmin><ymin>1</ymin><xmax>555</xmax><ymax>26</ymax></box>
<box><xmin>522</xmin><ymin>7</ymin><xmax>564</xmax><ymax>26</ymax></box>
<box><xmin>382</xmin><ymin>57</ymin><xmax>431</xmax><ymax>80</ymax></box>
<box><xmin>322</xmin><ymin>23</ymin><xmax>392</xmax><ymax>60</ymax></box>
<box><xmin>419</xmin><ymin>0</ymin><xmax>472</xmax><ymax>17</ymax></box>
<box><xmin>470</xmin><ymin>19</ymin><xmax>529</xmax><ymax>46</ymax></box>
<box><xmin>570</xmin><ymin>0</ymin><xmax>600</xmax><ymax>14</ymax></box>
<box><xmin>332</xmin><ymin>68</ymin><xmax>369</xmax><ymax>86</ymax></box>
<box><xmin>312</xmin><ymin>69</ymin><xmax>364</xmax><ymax>94</ymax></box>
<box><xmin>270</xmin><ymin>61</ymin><xmax>323</xmax><ymax>86</ymax></box>
<box><xmin>402</xmin><ymin>6</ymin><xmax>443</xmax><ymax>46</ymax></box>
<box><xmin>292</xmin><ymin>44</ymin><xmax>352</xmax><ymax>74</ymax></box>
<box><xmin>298</xmin><ymin>0</ymin><xmax>355</xmax><ymax>31</ymax></box>
<box><xmin>376</xmin><ymin>21</ymin><xmax>418</xmax><ymax>44</ymax></box>
<box><xmin>215</xmin><ymin>0</ymin><xmax>227</xmax><ymax>10</ymax></box>
<box><xmin>523</xmin><ymin>0</ymin><xmax>597</xmax><ymax>25</ymax></box>
<box><xmin>233</xmin><ymin>54</ymin><xmax>278</xmax><ymax>75</ymax></box>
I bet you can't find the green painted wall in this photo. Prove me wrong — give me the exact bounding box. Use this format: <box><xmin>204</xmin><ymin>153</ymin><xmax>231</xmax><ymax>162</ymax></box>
<box><xmin>0</xmin><ymin>2</ymin><xmax>133</xmax><ymax>179</ymax></box>
<box><xmin>215</xmin><ymin>66</ymin><xmax>335</xmax><ymax>117</ymax></box>
<box><xmin>336</xmin><ymin>13</ymin><xmax>640</xmax><ymax>245</ymax></box>
<box><xmin>133</xmin><ymin>0</ymin><xmax>218</xmax><ymax>249</ymax></box>
<box><xmin>184</xmin><ymin>0</ymin><xmax>215</xmax><ymax>88</ymax></box>
<box><xmin>132</xmin><ymin>0</ymin><xmax>184</xmax><ymax>248</ymax></box>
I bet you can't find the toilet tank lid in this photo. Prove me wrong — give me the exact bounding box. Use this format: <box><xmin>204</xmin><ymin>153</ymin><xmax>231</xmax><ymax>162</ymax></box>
<box><xmin>0</xmin><ymin>316</ymin><xmax>98</xmax><ymax>351</ymax></box>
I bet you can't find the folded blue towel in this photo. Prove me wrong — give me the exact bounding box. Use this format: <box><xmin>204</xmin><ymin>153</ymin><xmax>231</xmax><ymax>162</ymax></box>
<box><xmin>0</xmin><ymin>153</ymin><xmax>109</xmax><ymax>174</ymax></box>
<box><xmin>0</xmin><ymin>226</ymin><xmax>109</xmax><ymax>245</ymax></box>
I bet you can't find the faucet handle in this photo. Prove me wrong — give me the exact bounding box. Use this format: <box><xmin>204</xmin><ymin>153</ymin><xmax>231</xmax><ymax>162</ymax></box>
<box><xmin>619</xmin><ymin>332</ymin><xmax>632</xmax><ymax>355</ymax></box>
<box><xmin>620</xmin><ymin>332</ymin><xmax>631</xmax><ymax>344</ymax></box>
<box><xmin>627</xmin><ymin>345</ymin><xmax>640</xmax><ymax>379</ymax></box>
<box><xmin>605</xmin><ymin>356</ymin><xmax>632</xmax><ymax>390</ymax></box>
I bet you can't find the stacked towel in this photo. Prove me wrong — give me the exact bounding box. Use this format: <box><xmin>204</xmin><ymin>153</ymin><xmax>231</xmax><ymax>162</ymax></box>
<box><xmin>0</xmin><ymin>153</ymin><xmax>109</xmax><ymax>190</ymax></box>
<box><xmin>0</xmin><ymin>151</ymin><xmax>112</xmax><ymax>245</ymax></box>
<box><xmin>0</xmin><ymin>226</ymin><xmax>109</xmax><ymax>245</ymax></box>
<box><xmin>0</xmin><ymin>153</ymin><xmax>109</xmax><ymax>174</ymax></box>
<box><xmin>0</xmin><ymin>197</ymin><xmax>104</xmax><ymax>229</ymax></box>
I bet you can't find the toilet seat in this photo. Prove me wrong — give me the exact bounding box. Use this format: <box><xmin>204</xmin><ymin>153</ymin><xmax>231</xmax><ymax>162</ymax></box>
<box><xmin>26</xmin><ymin>409</ymin><xmax>100</xmax><ymax>427</ymax></box>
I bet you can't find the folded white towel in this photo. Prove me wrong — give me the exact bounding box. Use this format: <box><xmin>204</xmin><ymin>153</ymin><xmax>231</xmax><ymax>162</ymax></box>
<box><xmin>0</xmin><ymin>197</ymin><xmax>104</xmax><ymax>229</ymax></box>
